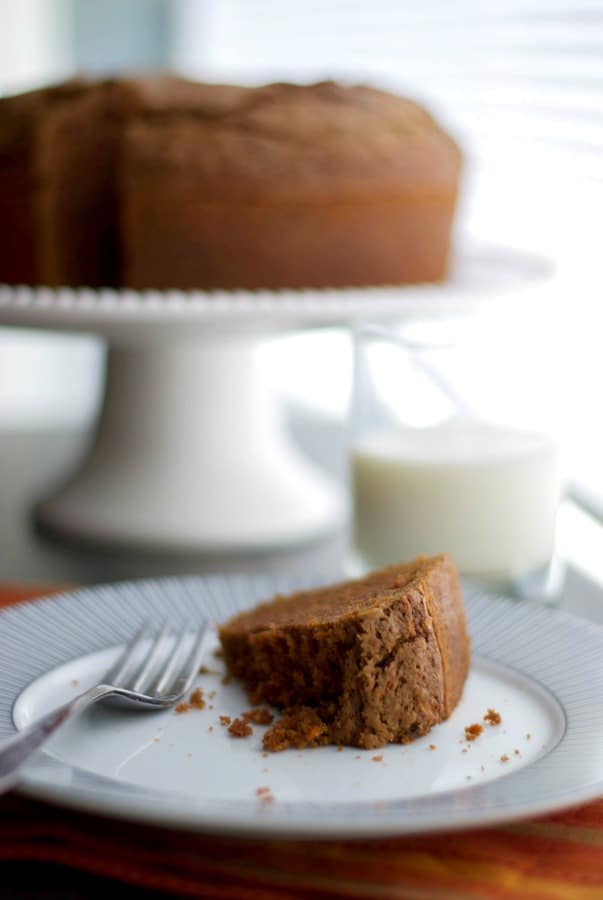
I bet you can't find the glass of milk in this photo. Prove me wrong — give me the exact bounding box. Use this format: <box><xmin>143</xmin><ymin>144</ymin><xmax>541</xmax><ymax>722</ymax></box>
<box><xmin>351</xmin><ymin>315</ymin><xmax>563</xmax><ymax>598</ymax></box>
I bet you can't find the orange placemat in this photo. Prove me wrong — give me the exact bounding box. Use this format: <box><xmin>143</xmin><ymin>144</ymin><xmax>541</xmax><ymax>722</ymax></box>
<box><xmin>1</xmin><ymin>584</ymin><xmax>602</xmax><ymax>900</ymax></box>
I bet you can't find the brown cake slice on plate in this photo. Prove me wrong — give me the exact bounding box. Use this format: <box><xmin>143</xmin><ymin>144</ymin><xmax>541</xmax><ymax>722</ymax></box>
<box><xmin>219</xmin><ymin>554</ymin><xmax>470</xmax><ymax>751</ymax></box>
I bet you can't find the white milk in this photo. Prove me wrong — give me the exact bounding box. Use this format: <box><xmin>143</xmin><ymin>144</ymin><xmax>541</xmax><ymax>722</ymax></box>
<box><xmin>352</xmin><ymin>419</ymin><xmax>560</xmax><ymax>579</ymax></box>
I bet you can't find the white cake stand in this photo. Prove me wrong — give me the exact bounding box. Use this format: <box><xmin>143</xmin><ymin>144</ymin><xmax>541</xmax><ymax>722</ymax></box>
<box><xmin>0</xmin><ymin>245</ymin><xmax>553</xmax><ymax>552</ymax></box>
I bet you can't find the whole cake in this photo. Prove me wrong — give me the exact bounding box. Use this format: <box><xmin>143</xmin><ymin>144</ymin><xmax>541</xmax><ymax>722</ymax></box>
<box><xmin>0</xmin><ymin>77</ymin><xmax>462</xmax><ymax>291</ymax></box>
<box><xmin>219</xmin><ymin>554</ymin><xmax>470</xmax><ymax>751</ymax></box>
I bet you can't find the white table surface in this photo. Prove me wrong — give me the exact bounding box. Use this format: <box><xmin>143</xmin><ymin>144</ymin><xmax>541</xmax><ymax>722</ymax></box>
<box><xmin>0</xmin><ymin>417</ymin><xmax>601</xmax><ymax>629</ymax></box>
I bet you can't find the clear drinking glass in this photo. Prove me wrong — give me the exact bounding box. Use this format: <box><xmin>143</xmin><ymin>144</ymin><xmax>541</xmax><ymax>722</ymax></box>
<box><xmin>351</xmin><ymin>312</ymin><xmax>563</xmax><ymax>599</ymax></box>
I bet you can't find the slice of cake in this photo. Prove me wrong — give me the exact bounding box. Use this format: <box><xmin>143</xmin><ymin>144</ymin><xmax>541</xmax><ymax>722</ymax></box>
<box><xmin>0</xmin><ymin>80</ymin><xmax>88</xmax><ymax>286</ymax></box>
<box><xmin>219</xmin><ymin>554</ymin><xmax>469</xmax><ymax>751</ymax></box>
<box><xmin>0</xmin><ymin>76</ymin><xmax>245</xmax><ymax>288</ymax></box>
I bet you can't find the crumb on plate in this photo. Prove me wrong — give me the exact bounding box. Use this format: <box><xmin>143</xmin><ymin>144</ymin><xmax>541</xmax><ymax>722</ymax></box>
<box><xmin>189</xmin><ymin>688</ymin><xmax>205</xmax><ymax>709</ymax></box>
<box><xmin>262</xmin><ymin>707</ymin><xmax>327</xmax><ymax>752</ymax></box>
<box><xmin>228</xmin><ymin>717</ymin><xmax>253</xmax><ymax>738</ymax></box>
<box><xmin>464</xmin><ymin>723</ymin><xmax>484</xmax><ymax>741</ymax></box>
<box><xmin>175</xmin><ymin>688</ymin><xmax>205</xmax><ymax>714</ymax></box>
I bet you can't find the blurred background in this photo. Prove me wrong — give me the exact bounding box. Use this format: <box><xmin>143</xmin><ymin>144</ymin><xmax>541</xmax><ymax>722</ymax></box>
<box><xmin>1</xmin><ymin>0</ymin><xmax>602</xmax><ymax>583</ymax></box>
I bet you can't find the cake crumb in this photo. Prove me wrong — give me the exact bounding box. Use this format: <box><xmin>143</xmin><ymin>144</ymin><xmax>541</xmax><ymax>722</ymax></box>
<box><xmin>189</xmin><ymin>688</ymin><xmax>205</xmax><ymax>709</ymax></box>
<box><xmin>213</xmin><ymin>648</ymin><xmax>224</xmax><ymax>659</ymax></box>
<box><xmin>256</xmin><ymin>786</ymin><xmax>275</xmax><ymax>806</ymax></box>
<box><xmin>464</xmin><ymin>723</ymin><xmax>484</xmax><ymax>742</ymax></box>
<box><xmin>219</xmin><ymin>715</ymin><xmax>232</xmax><ymax>726</ymax></box>
<box><xmin>372</xmin><ymin>755</ymin><xmax>383</xmax><ymax>762</ymax></box>
<box><xmin>500</xmin><ymin>754</ymin><xmax>510</xmax><ymax>763</ymax></box>
<box><xmin>484</xmin><ymin>708</ymin><xmax>502</xmax><ymax>726</ymax></box>
<box><xmin>209</xmin><ymin>690</ymin><xmax>216</xmax><ymax>700</ymax></box>
<box><xmin>514</xmin><ymin>749</ymin><xmax>520</xmax><ymax>756</ymax></box>
<box><xmin>241</xmin><ymin>707</ymin><xmax>274</xmax><ymax>726</ymax></box>
<box><xmin>175</xmin><ymin>688</ymin><xmax>205</xmax><ymax>714</ymax></box>
<box><xmin>71</xmin><ymin>679</ymin><xmax>80</xmax><ymax>688</ymax></box>
<box><xmin>228</xmin><ymin>718</ymin><xmax>253</xmax><ymax>738</ymax></box>
<box><xmin>208</xmin><ymin>705</ymin><xmax>214</xmax><ymax>710</ymax></box>
<box><xmin>199</xmin><ymin>665</ymin><xmax>220</xmax><ymax>676</ymax></box>
<box><xmin>337</xmin><ymin>746</ymin><xmax>343</xmax><ymax>753</ymax></box>
<box><xmin>208</xmin><ymin>726</ymin><xmax>214</xmax><ymax>733</ymax></box>
<box><xmin>262</xmin><ymin>752</ymin><xmax>269</xmax><ymax>759</ymax></box>
<box><xmin>428</xmin><ymin>744</ymin><xmax>436</xmax><ymax>750</ymax></box>
<box><xmin>526</xmin><ymin>733</ymin><xmax>532</xmax><ymax>740</ymax></box>
<box><xmin>461</xmin><ymin>748</ymin><xmax>468</xmax><ymax>753</ymax></box>
<box><xmin>263</xmin><ymin>707</ymin><xmax>328</xmax><ymax>752</ymax></box>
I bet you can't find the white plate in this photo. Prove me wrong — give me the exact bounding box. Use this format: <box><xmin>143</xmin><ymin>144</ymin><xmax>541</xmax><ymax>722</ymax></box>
<box><xmin>0</xmin><ymin>244</ymin><xmax>553</xmax><ymax>339</ymax></box>
<box><xmin>1</xmin><ymin>574</ymin><xmax>601</xmax><ymax>839</ymax></box>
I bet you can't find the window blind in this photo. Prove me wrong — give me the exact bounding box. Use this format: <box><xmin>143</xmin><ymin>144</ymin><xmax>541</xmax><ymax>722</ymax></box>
<box><xmin>174</xmin><ymin>0</ymin><xmax>603</xmax><ymax>259</ymax></box>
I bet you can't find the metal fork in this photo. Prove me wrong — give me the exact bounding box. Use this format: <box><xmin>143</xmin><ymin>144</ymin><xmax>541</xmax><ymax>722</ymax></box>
<box><xmin>0</xmin><ymin>620</ymin><xmax>209</xmax><ymax>794</ymax></box>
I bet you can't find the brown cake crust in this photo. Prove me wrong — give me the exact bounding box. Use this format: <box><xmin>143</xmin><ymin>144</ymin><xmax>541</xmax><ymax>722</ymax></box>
<box><xmin>219</xmin><ymin>555</ymin><xmax>469</xmax><ymax>750</ymax></box>
<box><xmin>0</xmin><ymin>81</ymin><xmax>89</xmax><ymax>285</ymax></box>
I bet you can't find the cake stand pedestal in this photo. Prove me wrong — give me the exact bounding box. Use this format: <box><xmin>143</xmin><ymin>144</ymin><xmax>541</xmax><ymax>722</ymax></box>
<box><xmin>0</xmin><ymin>244</ymin><xmax>554</xmax><ymax>551</ymax></box>
<box><xmin>36</xmin><ymin>339</ymin><xmax>343</xmax><ymax>550</ymax></box>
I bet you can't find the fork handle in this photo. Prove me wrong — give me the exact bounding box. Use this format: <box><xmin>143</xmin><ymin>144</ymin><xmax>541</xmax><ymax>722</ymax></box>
<box><xmin>0</xmin><ymin>684</ymin><xmax>113</xmax><ymax>794</ymax></box>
